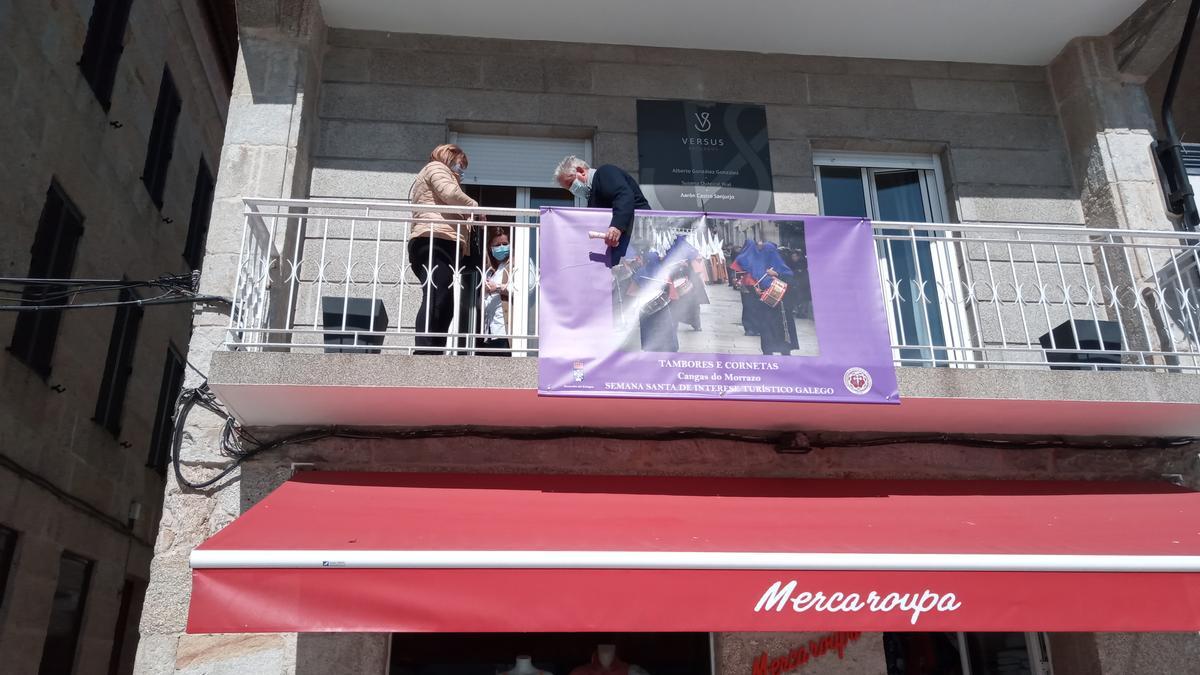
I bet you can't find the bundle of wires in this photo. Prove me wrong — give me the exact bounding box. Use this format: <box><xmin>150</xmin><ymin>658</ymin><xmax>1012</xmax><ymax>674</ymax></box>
<box><xmin>0</xmin><ymin>273</ymin><xmax>226</xmax><ymax>311</ymax></box>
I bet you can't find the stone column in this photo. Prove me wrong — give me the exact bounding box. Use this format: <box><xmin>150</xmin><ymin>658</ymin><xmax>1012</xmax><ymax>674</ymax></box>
<box><xmin>132</xmin><ymin>1</ymin><xmax>326</xmax><ymax>673</ymax></box>
<box><xmin>1050</xmin><ymin>36</ymin><xmax>1173</xmax><ymax>233</ymax></box>
<box><xmin>1048</xmin><ymin>36</ymin><xmax>1178</xmax><ymax>360</ymax></box>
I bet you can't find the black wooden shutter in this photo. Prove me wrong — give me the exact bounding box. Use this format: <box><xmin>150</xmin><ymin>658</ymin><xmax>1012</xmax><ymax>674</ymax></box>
<box><xmin>94</xmin><ymin>287</ymin><xmax>143</xmax><ymax>435</ymax></box>
<box><xmin>9</xmin><ymin>181</ymin><xmax>84</xmax><ymax>377</ymax></box>
<box><xmin>142</xmin><ymin>67</ymin><xmax>181</xmax><ymax>208</ymax></box>
<box><xmin>184</xmin><ymin>159</ymin><xmax>214</xmax><ymax>269</ymax></box>
<box><xmin>147</xmin><ymin>345</ymin><xmax>185</xmax><ymax>470</ymax></box>
<box><xmin>78</xmin><ymin>0</ymin><xmax>134</xmax><ymax>110</ymax></box>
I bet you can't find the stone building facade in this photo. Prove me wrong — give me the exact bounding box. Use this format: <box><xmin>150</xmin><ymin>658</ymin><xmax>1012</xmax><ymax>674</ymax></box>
<box><xmin>0</xmin><ymin>1</ymin><xmax>233</xmax><ymax>673</ymax></box>
<box><xmin>136</xmin><ymin>1</ymin><xmax>1199</xmax><ymax>674</ymax></box>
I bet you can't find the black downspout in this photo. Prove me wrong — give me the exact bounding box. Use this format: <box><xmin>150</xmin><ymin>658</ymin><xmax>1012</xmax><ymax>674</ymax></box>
<box><xmin>1157</xmin><ymin>0</ymin><xmax>1200</xmax><ymax>230</ymax></box>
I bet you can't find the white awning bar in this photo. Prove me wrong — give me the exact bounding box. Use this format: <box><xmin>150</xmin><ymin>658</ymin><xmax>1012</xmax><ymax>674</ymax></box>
<box><xmin>190</xmin><ymin>549</ymin><xmax>1200</xmax><ymax>572</ymax></box>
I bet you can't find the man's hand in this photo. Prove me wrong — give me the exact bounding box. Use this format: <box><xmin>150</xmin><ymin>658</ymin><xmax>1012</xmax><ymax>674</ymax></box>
<box><xmin>766</xmin><ymin>268</ymin><xmax>779</xmax><ymax>277</ymax></box>
<box><xmin>604</xmin><ymin>227</ymin><xmax>622</xmax><ymax>248</ymax></box>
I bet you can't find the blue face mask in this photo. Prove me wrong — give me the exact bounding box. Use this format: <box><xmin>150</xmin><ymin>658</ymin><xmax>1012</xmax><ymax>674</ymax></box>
<box><xmin>491</xmin><ymin>245</ymin><xmax>510</xmax><ymax>261</ymax></box>
<box><xmin>569</xmin><ymin>177</ymin><xmax>591</xmax><ymax>200</ymax></box>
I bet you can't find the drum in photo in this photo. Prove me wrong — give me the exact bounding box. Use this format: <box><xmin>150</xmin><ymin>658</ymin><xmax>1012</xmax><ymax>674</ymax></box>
<box><xmin>760</xmin><ymin>278</ymin><xmax>788</xmax><ymax>307</ymax></box>
<box><xmin>641</xmin><ymin>288</ymin><xmax>671</xmax><ymax>316</ymax></box>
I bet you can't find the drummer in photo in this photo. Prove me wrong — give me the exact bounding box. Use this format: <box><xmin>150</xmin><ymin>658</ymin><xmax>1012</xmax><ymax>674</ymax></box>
<box><xmin>664</xmin><ymin>234</ymin><xmax>710</xmax><ymax>332</ymax></box>
<box><xmin>632</xmin><ymin>246</ymin><xmax>680</xmax><ymax>352</ymax></box>
<box><xmin>733</xmin><ymin>239</ymin><xmax>795</xmax><ymax>355</ymax></box>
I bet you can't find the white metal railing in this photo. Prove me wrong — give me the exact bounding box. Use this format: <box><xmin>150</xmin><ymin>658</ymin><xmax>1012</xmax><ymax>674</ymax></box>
<box><xmin>227</xmin><ymin>198</ymin><xmax>1200</xmax><ymax>372</ymax></box>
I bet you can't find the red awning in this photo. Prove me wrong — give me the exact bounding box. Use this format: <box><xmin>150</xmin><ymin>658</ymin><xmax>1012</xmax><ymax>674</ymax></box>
<box><xmin>188</xmin><ymin>472</ymin><xmax>1200</xmax><ymax>633</ymax></box>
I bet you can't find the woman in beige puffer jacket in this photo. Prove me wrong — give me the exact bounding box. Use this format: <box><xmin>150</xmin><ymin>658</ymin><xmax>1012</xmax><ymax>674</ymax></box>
<box><xmin>407</xmin><ymin>144</ymin><xmax>480</xmax><ymax>354</ymax></box>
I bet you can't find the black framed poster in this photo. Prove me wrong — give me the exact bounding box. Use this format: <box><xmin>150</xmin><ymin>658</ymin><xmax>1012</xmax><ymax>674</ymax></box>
<box><xmin>636</xmin><ymin>100</ymin><xmax>775</xmax><ymax>213</ymax></box>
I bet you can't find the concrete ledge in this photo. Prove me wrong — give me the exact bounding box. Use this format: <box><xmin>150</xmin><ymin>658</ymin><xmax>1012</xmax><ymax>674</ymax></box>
<box><xmin>209</xmin><ymin>352</ymin><xmax>1200</xmax><ymax>436</ymax></box>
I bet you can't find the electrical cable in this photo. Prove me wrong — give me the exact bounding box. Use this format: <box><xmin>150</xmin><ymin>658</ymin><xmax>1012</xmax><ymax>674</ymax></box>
<box><xmin>0</xmin><ymin>294</ymin><xmax>229</xmax><ymax>311</ymax></box>
<box><xmin>169</xmin><ymin>374</ymin><xmax>1200</xmax><ymax>492</ymax></box>
<box><xmin>0</xmin><ymin>274</ymin><xmax>223</xmax><ymax>311</ymax></box>
<box><xmin>0</xmin><ymin>452</ymin><xmax>153</xmax><ymax>547</ymax></box>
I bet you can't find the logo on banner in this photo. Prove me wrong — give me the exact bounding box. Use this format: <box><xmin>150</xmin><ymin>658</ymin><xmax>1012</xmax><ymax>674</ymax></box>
<box><xmin>572</xmin><ymin>361</ymin><xmax>586</xmax><ymax>382</ymax></box>
<box><xmin>693</xmin><ymin>111</ymin><xmax>712</xmax><ymax>133</ymax></box>
<box><xmin>843</xmin><ymin>367</ymin><xmax>872</xmax><ymax>395</ymax></box>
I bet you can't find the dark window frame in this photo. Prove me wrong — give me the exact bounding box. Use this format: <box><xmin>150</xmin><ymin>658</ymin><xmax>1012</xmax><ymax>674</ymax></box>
<box><xmin>37</xmin><ymin>552</ymin><xmax>93</xmax><ymax>675</ymax></box>
<box><xmin>106</xmin><ymin>577</ymin><xmax>144</xmax><ymax>675</ymax></box>
<box><xmin>147</xmin><ymin>344</ymin><xmax>186</xmax><ymax>472</ymax></box>
<box><xmin>142</xmin><ymin>67</ymin><xmax>182</xmax><ymax>209</ymax></box>
<box><xmin>78</xmin><ymin>0</ymin><xmax>135</xmax><ymax>110</ymax></box>
<box><xmin>94</xmin><ymin>286</ymin><xmax>144</xmax><ymax>437</ymax></box>
<box><xmin>197</xmin><ymin>0</ymin><xmax>238</xmax><ymax>91</ymax></box>
<box><xmin>8</xmin><ymin>181</ymin><xmax>85</xmax><ymax>379</ymax></box>
<box><xmin>184</xmin><ymin>159</ymin><xmax>214</xmax><ymax>270</ymax></box>
<box><xmin>0</xmin><ymin>525</ymin><xmax>17</xmax><ymax>612</ymax></box>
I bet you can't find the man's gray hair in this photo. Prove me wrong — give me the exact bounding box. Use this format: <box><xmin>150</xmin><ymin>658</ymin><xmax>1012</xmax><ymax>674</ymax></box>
<box><xmin>554</xmin><ymin>155</ymin><xmax>590</xmax><ymax>181</ymax></box>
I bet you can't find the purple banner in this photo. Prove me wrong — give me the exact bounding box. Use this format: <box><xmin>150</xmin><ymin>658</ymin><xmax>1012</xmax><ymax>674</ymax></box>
<box><xmin>537</xmin><ymin>209</ymin><xmax>899</xmax><ymax>404</ymax></box>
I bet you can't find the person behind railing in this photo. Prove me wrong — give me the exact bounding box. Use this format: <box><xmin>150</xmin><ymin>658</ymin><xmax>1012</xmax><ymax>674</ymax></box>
<box><xmin>553</xmin><ymin>155</ymin><xmax>649</xmax><ymax>265</ymax></box>
<box><xmin>408</xmin><ymin>143</ymin><xmax>483</xmax><ymax>355</ymax></box>
<box><xmin>733</xmin><ymin>239</ymin><xmax>794</xmax><ymax>355</ymax></box>
<box><xmin>477</xmin><ymin>227</ymin><xmax>513</xmax><ymax>357</ymax></box>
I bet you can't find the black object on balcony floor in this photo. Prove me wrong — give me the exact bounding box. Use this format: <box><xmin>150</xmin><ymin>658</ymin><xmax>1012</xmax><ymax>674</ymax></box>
<box><xmin>1038</xmin><ymin>319</ymin><xmax>1122</xmax><ymax>370</ymax></box>
<box><xmin>321</xmin><ymin>297</ymin><xmax>389</xmax><ymax>354</ymax></box>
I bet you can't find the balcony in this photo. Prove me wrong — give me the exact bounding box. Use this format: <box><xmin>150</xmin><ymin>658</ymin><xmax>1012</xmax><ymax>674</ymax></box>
<box><xmin>207</xmin><ymin>198</ymin><xmax>1200</xmax><ymax>436</ymax></box>
<box><xmin>317</xmin><ymin>0</ymin><xmax>1144</xmax><ymax>65</ymax></box>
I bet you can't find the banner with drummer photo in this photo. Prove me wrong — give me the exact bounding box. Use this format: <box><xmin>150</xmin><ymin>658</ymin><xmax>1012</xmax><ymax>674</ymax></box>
<box><xmin>538</xmin><ymin>208</ymin><xmax>899</xmax><ymax>404</ymax></box>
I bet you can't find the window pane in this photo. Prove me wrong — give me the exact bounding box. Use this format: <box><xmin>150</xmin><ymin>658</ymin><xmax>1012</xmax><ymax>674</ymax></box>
<box><xmin>455</xmin><ymin>186</ymin><xmax>517</xmax><ymax>352</ymax></box>
<box><xmin>389</xmin><ymin>632</ymin><xmax>711</xmax><ymax>675</ymax></box>
<box><xmin>38</xmin><ymin>553</ymin><xmax>93</xmax><ymax>675</ymax></box>
<box><xmin>883</xmin><ymin>632</ymin><xmax>965</xmax><ymax>675</ymax></box>
<box><xmin>818</xmin><ymin>166</ymin><xmax>868</xmax><ymax>218</ymax></box>
<box><xmin>0</xmin><ymin>525</ymin><xmax>16</xmax><ymax>611</ymax></box>
<box><xmin>873</xmin><ymin>169</ymin><xmax>928</xmax><ymax>222</ymax></box>
<box><xmin>965</xmin><ymin>633</ymin><xmax>1034</xmax><ymax>675</ymax></box>
<box><xmin>871</xmin><ymin>170</ymin><xmax>948</xmax><ymax>365</ymax></box>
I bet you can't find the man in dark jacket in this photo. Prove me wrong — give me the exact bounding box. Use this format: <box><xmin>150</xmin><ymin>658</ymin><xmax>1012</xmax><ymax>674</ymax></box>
<box><xmin>554</xmin><ymin>155</ymin><xmax>649</xmax><ymax>264</ymax></box>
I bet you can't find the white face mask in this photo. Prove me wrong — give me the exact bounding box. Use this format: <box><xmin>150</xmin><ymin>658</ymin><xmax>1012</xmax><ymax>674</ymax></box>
<box><xmin>450</xmin><ymin>163</ymin><xmax>465</xmax><ymax>178</ymax></box>
<box><xmin>569</xmin><ymin>177</ymin><xmax>591</xmax><ymax>199</ymax></box>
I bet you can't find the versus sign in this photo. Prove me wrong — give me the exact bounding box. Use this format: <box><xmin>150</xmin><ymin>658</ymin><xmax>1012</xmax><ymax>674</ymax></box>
<box><xmin>636</xmin><ymin>100</ymin><xmax>775</xmax><ymax>213</ymax></box>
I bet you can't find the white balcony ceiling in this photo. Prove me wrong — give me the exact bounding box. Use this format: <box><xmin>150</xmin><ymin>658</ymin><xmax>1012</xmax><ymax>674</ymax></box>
<box><xmin>319</xmin><ymin>0</ymin><xmax>1144</xmax><ymax>65</ymax></box>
